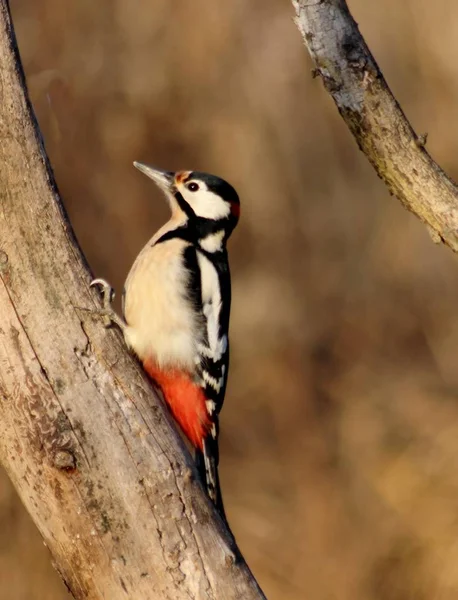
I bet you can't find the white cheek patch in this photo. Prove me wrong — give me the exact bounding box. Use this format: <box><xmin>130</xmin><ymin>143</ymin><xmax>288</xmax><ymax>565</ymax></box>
<box><xmin>182</xmin><ymin>186</ymin><xmax>231</xmax><ymax>220</ymax></box>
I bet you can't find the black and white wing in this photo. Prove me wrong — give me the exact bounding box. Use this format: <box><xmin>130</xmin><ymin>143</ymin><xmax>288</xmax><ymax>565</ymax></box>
<box><xmin>194</xmin><ymin>249</ymin><xmax>231</xmax><ymax>520</ymax></box>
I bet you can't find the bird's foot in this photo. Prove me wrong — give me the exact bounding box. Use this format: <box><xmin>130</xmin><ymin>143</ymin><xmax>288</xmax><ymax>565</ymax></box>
<box><xmin>90</xmin><ymin>278</ymin><xmax>126</xmax><ymax>332</ymax></box>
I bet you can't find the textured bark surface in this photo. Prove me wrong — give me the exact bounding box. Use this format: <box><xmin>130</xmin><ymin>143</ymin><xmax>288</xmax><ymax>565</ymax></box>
<box><xmin>292</xmin><ymin>0</ymin><xmax>458</xmax><ymax>251</ymax></box>
<box><xmin>0</xmin><ymin>3</ymin><xmax>265</xmax><ymax>599</ymax></box>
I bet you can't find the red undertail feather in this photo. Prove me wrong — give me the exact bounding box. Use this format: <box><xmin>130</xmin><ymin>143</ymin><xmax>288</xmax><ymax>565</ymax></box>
<box><xmin>143</xmin><ymin>358</ymin><xmax>211</xmax><ymax>450</ymax></box>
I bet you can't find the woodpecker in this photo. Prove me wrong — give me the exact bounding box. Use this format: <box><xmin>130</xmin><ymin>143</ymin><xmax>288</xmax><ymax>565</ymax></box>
<box><xmin>91</xmin><ymin>162</ymin><xmax>240</xmax><ymax>522</ymax></box>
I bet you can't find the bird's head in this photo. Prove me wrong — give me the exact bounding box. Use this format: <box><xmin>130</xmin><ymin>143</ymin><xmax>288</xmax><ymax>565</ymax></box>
<box><xmin>134</xmin><ymin>162</ymin><xmax>240</xmax><ymax>242</ymax></box>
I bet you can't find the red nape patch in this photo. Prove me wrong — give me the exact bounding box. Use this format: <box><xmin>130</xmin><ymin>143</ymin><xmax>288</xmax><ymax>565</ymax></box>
<box><xmin>143</xmin><ymin>359</ymin><xmax>210</xmax><ymax>450</ymax></box>
<box><xmin>230</xmin><ymin>201</ymin><xmax>240</xmax><ymax>218</ymax></box>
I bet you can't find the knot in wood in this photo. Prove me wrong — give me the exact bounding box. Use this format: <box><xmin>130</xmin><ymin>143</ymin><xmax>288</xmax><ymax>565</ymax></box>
<box><xmin>0</xmin><ymin>250</ymin><xmax>9</xmax><ymax>270</ymax></box>
<box><xmin>225</xmin><ymin>554</ymin><xmax>235</xmax><ymax>568</ymax></box>
<box><xmin>53</xmin><ymin>449</ymin><xmax>76</xmax><ymax>471</ymax></box>
<box><xmin>415</xmin><ymin>133</ymin><xmax>428</xmax><ymax>148</ymax></box>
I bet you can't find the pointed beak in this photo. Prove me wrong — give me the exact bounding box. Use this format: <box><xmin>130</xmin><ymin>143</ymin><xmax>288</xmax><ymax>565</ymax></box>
<box><xmin>133</xmin><ymin>162</ymin><xmax>174</xmax><ymax>193</ymax></box>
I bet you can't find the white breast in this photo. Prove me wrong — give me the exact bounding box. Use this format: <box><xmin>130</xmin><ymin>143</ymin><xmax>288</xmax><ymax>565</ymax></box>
<box><xmin>123</xmin><ymin>238</ymin><xmax>201</xmax><ymax>371</ymax></box>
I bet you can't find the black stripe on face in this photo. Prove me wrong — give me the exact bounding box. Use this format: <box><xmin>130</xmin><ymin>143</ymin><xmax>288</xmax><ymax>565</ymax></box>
<box><xmin>155</xmin><ymin>219</ymin><xmax>234</xmax><ymax>247</ymax></box>
<box><xmin>174</xmin><ymin>191</ymin><xmax>196</xmax><ymax>218</ymax></box>
<box><xmin>174</xmin><ymin>190</ymin><xmax>238</xmax><ymax>240</ymax></box>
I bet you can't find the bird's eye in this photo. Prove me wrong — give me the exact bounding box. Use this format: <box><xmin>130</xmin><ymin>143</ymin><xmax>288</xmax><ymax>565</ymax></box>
<box><xmin>187</xmin><ymin>182</ymin><xmax>199</xmax><ymax>192</ymax></box>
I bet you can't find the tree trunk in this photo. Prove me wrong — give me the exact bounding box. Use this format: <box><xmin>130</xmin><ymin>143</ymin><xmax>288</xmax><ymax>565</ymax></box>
<box><xmin>292</xmin><ymin>0</ymin><xmax>458</xmax><ymax>252</ymax></box>
<box><xmin>0</xmin><ymin>3</ymin><xmax>265</xmax><ymax>598</ymax></box>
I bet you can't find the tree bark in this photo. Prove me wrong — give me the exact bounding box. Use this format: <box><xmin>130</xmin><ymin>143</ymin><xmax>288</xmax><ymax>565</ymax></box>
<box><xmin>292</xmin><ymin>0</ymin><xmax>458</xmax><ymax>252</ymax></box>
<box><xmin>0</xmin><ymin>3</ymin><xmax>265</xmax><ymax>599</ymax></box>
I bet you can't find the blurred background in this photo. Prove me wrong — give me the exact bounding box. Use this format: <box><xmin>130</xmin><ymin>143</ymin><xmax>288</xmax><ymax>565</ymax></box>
<box><xmin>3</xmin><ymin>0</ymin><xmax>458</xmax><ymax>598</ymax></box>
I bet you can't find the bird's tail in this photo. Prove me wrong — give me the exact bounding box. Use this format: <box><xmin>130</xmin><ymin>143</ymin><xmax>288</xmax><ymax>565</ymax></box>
<box><xmin>195</xmin><ymin>434</ymin><xmax>228</xmax><ymax>526</ymax></box>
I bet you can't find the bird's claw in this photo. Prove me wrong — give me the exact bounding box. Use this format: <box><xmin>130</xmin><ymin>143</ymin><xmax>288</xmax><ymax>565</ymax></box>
<box><xmin>90</xmin><ymin>278</ymin><xmax>115</xmax><ymax>310</ymax></box>
<box><xmin>90</xmin><ymin>278</ymin><xmax>126</xmax><ymax>332</ymax></box>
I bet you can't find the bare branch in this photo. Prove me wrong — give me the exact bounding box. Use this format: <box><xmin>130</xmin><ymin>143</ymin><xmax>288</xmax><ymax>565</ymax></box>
<box><xmin>292</xmin><ymin>0</ymin><xmax>458</xmax><ymax>251</ymax></box>
<box><xmin>0</xmin><ymin>2</ymin><xmax>265</xmax><ymax>598</ymax></box>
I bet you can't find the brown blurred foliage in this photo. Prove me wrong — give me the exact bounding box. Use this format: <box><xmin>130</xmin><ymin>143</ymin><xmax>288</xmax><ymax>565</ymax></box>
<box><xmin>3</xmin><ymin>0</ymin><xmax>458</xmax><ymax>598</ymax></box>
